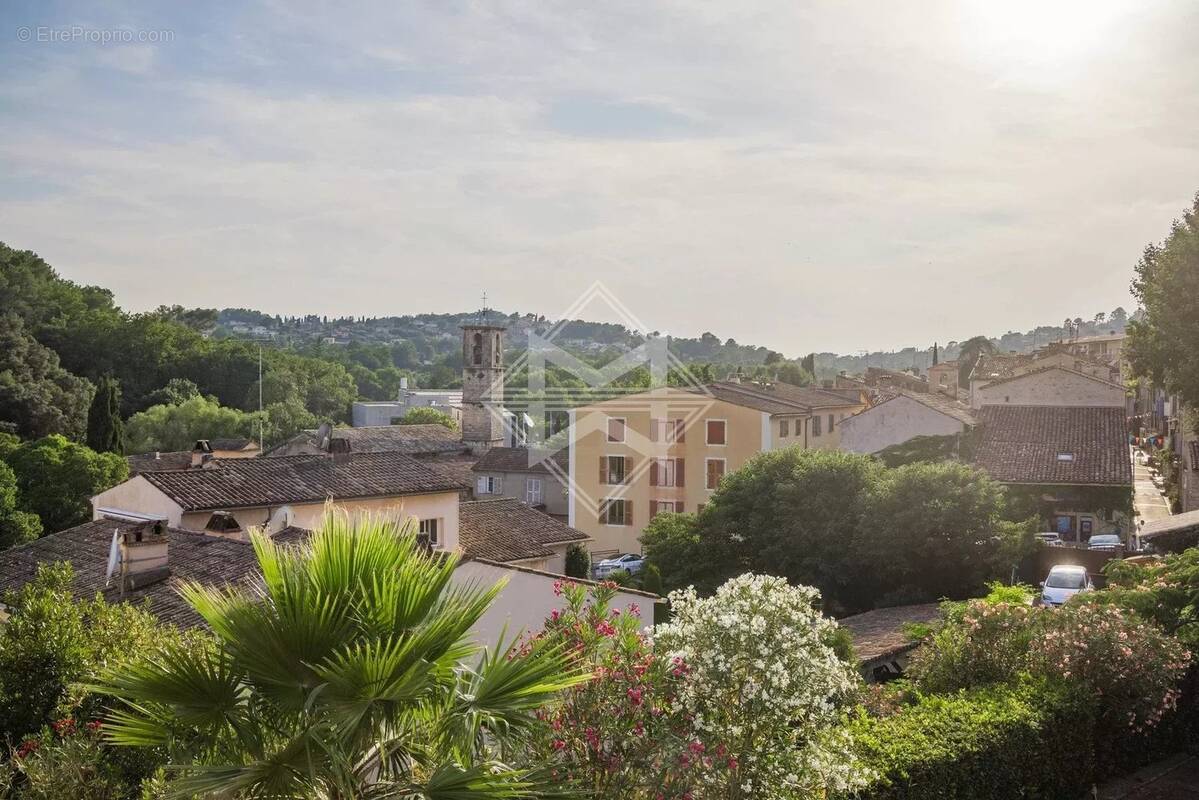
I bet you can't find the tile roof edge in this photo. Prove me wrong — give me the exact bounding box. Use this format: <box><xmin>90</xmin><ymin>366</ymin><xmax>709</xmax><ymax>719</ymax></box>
<box><xmin>463</xmin><ymin>557</ymin><xmax>663</xmax><ymax>600</ymax></box>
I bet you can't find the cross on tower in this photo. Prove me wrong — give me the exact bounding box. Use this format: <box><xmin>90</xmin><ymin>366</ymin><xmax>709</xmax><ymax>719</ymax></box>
<box><xmin>480</xmin><ymin>291</ymin><xmax>489</xmax><ymax>323</ymax></box>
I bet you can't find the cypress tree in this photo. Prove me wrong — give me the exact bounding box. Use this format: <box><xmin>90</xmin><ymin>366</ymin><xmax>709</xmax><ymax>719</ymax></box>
<box><xmin>86</xmin><ymin>376</ymin><xmax>125</xmax><ymax>454</ymax></box>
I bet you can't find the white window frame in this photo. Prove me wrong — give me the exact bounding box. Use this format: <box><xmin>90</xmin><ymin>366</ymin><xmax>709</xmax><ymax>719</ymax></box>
<box><xmin>654</xmin><ymin>499</ymin><xmax>682</xmax><ymax>517</ymax></box>
<box><xmin>705</xmin><ymin>457</ymin><xmax>726</xmax><ymax>491</ymax></box>
<box><xmin>419</xmin><ymin>518</ymin><xmax>440</xmax><ymax>546</ymax></box>
<box><xmin>476</xmin><ymin>475</ymin><xmax>502</xmax><ymax>495</ymax></box>
<box><xmin>655</xmin><ymin>457</ymin><xmax>677</xmax><ymax>487</ymax></box>
<box><xmin>706</xmin><ymin>418</ymin><xmax>727</xmax><ymax>446</ymax></box>
<box><xmin>607</xmin><ymin>416</ymin><xmax>627</xmax><ymax>443</ymax></box>
<box><xmin>601</xmin><ymin>498</ymin><xmax>630</xmax><ymax>527</ymax></box>
<box><xmin>525</xmin><ymin>477</ymin><xmax>543</xmax><ymax>505</ymax></box>
<box><xmin>605</xmin><ymin>454</ymin><xmax>628</xmax><ymax>485</ymax></box>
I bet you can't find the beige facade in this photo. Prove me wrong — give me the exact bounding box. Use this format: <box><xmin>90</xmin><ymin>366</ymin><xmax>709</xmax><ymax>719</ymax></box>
<box><xmin>473</xmin><ymin>470</ymin><xmax>570</xmax><ymax>516</ymax></box>
<box><xmin>568</xmin><ymin>386</ymin><xmax>864</xmax><ymax>556</ymax></box>
<box><xmin>971</xmin><ymin>367</ymin><xmax>1125</xmax><ymax>409</ymax></box>
<box><xmin>839</xmin><ymin>394</ymin><xmax>973</xmax><ymax>454</ymax></box>
<box><xmin>92</xmin><ymin>478</ymin><xmax>462</xmax><ymax>552</ymax></box>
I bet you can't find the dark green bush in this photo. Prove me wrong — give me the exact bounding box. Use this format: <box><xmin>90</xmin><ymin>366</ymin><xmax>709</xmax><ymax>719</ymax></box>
<box><xmin>847</xmin><ymin>679</ymin><xmax>1096</xmax><ymax>800</ymax></box>
<box><xmin>564</xmin><ymin>543</ymin><xmax>590</xmax><ymax>579</ymax></box>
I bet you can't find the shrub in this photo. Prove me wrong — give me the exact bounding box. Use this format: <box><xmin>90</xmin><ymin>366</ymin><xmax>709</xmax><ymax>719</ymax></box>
<box><xmin>906</xmin><ymin>601</ymin><xmax>1042</xmax><ymax>694</ymax></box>
<box><xmin>848</xmin><ymin>678</ymin><xmax>1096</xmax><ymax>800</ymax></box>
<box><xmin>1092</xmin><ymin>550</ymin><xmax>1199</xmax><ymax>646</ymax></box>
<box><xmin>9</xmin><ymin>718</ymin><xmax>126</xmax><ymax>800</ymax></box>
<box><xmin>525</xmin><ymin>580</ymin><xmax>730</xmax><ymax>799</ymax></box>
<box><xmin>564</xmin><ymin>543</ymin><xmax>590</xmax><ymax>579</ymax></box>
<box><xmin>655</xmin><ymin>574</ymin><xmax>867</xmax><ymax>799</ymax></box>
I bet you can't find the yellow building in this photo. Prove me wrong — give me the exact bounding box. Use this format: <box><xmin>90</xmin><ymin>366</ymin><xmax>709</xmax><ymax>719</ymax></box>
<box><xmin>568</xmin><ymin>381</ymin><xmax>866</xmax><ymax>557</ymax></box>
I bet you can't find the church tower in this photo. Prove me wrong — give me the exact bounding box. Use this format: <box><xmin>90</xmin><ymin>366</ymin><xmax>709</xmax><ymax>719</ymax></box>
<box><xmin>460</xmin><ymin>317</ymin><xmax>506</xmax><ymax>454</ymax></box>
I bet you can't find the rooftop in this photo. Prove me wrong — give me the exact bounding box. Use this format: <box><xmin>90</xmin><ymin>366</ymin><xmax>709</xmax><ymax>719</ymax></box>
<box><xmin>265</xmin><ymin>424</ymin><xmax>468</xmax><ymax>457</ymax></box>
<box><xmin>838</xmin><ymin>603</ymin><xmax>941</xmax><ymax>664</ymax></box>
<box><xmin>472</xmin><ymin>446</ymin><xmax>569</xmax><ymax>475</ymax></box>
<box><xmin>699</xmin><ymin>381</ymin><xmax>864</xmax><ymax>415</ymax></box>
<box><xmin>974</xmin><ymin>405</ymin><xmax>1131</xmax><ymax>486</ymax></box>
<box><xmin>974</xmin><ymin>364</ymin><xmax>1124</xmax><ymax>392</ymax></box>
<box><xmin>139</xmin><ymin>451</ymin><xmax>465</xmax><ymax>511</ymax></box>
<box><xmin>458</xmin><ymin>498</ymin><xmax>588</xmax><ymax>563</ymax></box>
<box><xmin>126</xmin><ymin>450</ymin><xmax>192</xmax><ymax>475</ymax></box>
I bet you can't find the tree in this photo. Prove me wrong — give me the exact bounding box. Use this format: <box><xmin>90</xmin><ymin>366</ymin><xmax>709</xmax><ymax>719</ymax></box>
<box><xmin>5</xmin><ymin>435</ymin><xmax>128</xmax><ymax>533</ymax></box>
<box><xmin>774</xmin><ymin>361</ymin><xmax>814</xmax><ymax>386</ymax></box>
<box><xmin>956</xmin><ymin>335</ymin><xmax>996</xmax><ymax>388</ymax></box>
<box><xmin>0</xmin><ymin>461</ymin><xmax>40</xmax><ymax>549</ymax></box>
<box><xmin>857</xmin><ymin>461</ymin><xmax>1024</xmax><ymax>604</ymax></box>
<box><xmin>143</xmin><ymin>378</ymin><xmax>202</xmax><ymax>407</ymax></box>
<box><xmin>0</xmin><ymin>314</ymin><xmax>93</xmax><ymax>441</ymax></box>
<box><xmin>95</xmin><ymin>510</ymin><xmax>586</xmax><ymax>798</ymax></box>
<box><xmin>0</xmin><ymin>563</ymin><xmax>165</xmax><ymax>744</ymax></box>
<box><xmin>85</xmin><ymin>376</ymin><xmax>124</xmax><ymax>454</ymax></box>
<box><xmin>1127</xmin><ymin>193</ymin><xmax>1199</xmax><ymax>405</ymax></box>
<box><xmin>124</xmin><ymin>396</ymin><xmax>256</xmax><ymax>453</ymax></box>
<box><xmin>564</xmin><ymin>542</ymin><xmax>590</xmax><ymax>579</ymax></box>
<box><xmin>640</xmin><ymin>512</ymin><xmax>705</xmax><ymax>593</ymax></box>
<box><xmin>801</xmin><ymin>352</ymin><xmax>816</xmax><ymax>377</ymax></box>
<box><xmin>397</xmin><ymin>406</ymin><xmax>459</xmax><ymax>430</ymax></box>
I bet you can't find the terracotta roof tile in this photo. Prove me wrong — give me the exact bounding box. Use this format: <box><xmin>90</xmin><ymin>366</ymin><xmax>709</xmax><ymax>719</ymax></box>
<box><xmin>140</xmin><ymin>452</ymin><xmax>463</xmax><ymax>511</ymax></box>
<box><xmin>458</xmin><ymin>498</ymin><xmax>588</xmax><ymax>563</ymax></box>
<box><xmin>838</xmin><ymin>603</ymin><xmax>942</xmax><ymax>663</ymax></box>
<box><xmin>472</xmin><ymin>447</ymin><xmax>569</xmax><ymax>475</ymax></box>
<box><xmin>126</xmin><ymin>451</ymin><xmax>192</xmax><ymax>475</ymax></box>
<box><xmin>974</xmin><ymin>406</ymin><xmax>1131</xmax><ymax>486</ymax></box>
<box><xmin>267</xmin><ymin>424</ymin><xmax>468</xmax><ymax>457</ymax></box>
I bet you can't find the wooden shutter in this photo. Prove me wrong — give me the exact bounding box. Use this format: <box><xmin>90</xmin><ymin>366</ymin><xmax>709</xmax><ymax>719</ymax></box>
<box><xmin>675</xmin><ymin>501</ymin><xmax>684</xmax><ymax>513</ymax></box>
<box><xmin>599</xmin><ymin>456</ymin><xmax>607</xmax><ymax>485</ymax></box>
<box><xmin>649</xmin><ymin>419</ymin><xmax>659</xmax><ymax>442</ymax></box>
<box><xmin>626</xmin><ymin>500</ymin><xmax>632</xmax><ymax>527</ymax></box>
<box><xmin>598</xmin><ymin>499</ymin><xmax>607</xmax><ymax>525</ymax></box>
<box><xmin>650</xmin><ymin>459</ymin><xmax>659</xmax><ymax>486</ymax></box>
<box><xmin>624</xmin><ymin>455</ymin><xmax>634</xmax><ymax>484</ymax></box>
<box><xmin>676</xmin><ymin>419</ymin><xmax>685</xmax><ymax>443</ymax></box>
<box><xmin>676</xmin><ymin>458</ymin><xmax>685</xmax><ymax>487</ymax></box>
<box><xmin>476</xmin><ymin>477</ymin><xmax>487</xmax><ymax>495</ymax></box>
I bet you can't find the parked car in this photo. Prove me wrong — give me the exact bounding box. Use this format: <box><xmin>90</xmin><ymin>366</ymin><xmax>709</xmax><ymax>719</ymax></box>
<box><xmin>1035</xmin><ymin>532</ymin><xmax>1065</xmax><ymax>547</ymax></box>
<box><xmin>1135</xmin><ymin>450</ymin><xmax>1150</xmax><ymax>466</ymax></box>
<box><xmin>1087</xmin><ymin>534</ymin><xmax>1123</xmax><ymax>551</ymax></box>
<box><xmin>1039</xmin><ymin>565</ymin><xmax>1094</xmax><ymax>607</ymax></box>
<box><xmin>593</xmin><ymin>553</ymin><xmax>645</xmax><ymax>579</ymax></box>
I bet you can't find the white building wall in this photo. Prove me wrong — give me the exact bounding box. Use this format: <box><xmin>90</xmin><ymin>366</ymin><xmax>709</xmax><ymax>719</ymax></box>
<box><xmin>972</xmin><ymin>369</ymin><xmax>1125</xmax><ymax>409</ymax></box>
<box><xmin>92</xmin><ymin>476</ymin><xmax>185</xmax><ymax>526</ymax></box>
<box><xmin>838</xmin><ymin>396</ymin><xmax>968</xmax><ymax>454</ymax></box>
<box><xmin>451</xmin><ymin>559</ymin><xmax>654</xmax><ymax>648</ymax></box>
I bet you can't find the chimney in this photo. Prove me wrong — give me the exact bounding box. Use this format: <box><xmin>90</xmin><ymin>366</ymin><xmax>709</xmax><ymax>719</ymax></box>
<box><xmin>119</xmin><ymin>522</ymin><xmax>170</xmax><ymax>594</ymax></box>
<box><xmin>329</xmin><ymin>437</ymin><xmax>352</xmax><ymax>465</ymax></box>
<box><xmin>400</xmin><ymin>376</ymin><xmax>409</xmax><ymax>391</ymax></box>
<box><xmin>191</xmin><ymin>440</ymin><xmax>213</xmax><ymax>468</ymax></box>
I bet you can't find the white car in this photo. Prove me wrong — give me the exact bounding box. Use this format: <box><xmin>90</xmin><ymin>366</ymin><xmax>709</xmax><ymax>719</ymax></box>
<box><xmin>1087</xmin><ymin>534</ymin><xmax>1123</xmax><ymax>551</ymax></box>
<box><xmin>1035</xmin><ymin>532</ymin><xmax>1065</xmax><ymax>547</ymax></box>
<box><xmin>1039</xmin><ymin>565</ymin><xmax>1093</xmax><ymax>607</ymax></box>
<box><xmin>593</xmin><ymin>553</ymin><xmax>645</xmax><ymax>579</ymax></box>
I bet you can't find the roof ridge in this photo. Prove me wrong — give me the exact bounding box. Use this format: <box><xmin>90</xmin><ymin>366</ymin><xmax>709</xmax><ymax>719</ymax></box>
<box><xmin>977</xmin><ymin>364</ymin><xmax>1125</xmax><ymax>390</ymax></box>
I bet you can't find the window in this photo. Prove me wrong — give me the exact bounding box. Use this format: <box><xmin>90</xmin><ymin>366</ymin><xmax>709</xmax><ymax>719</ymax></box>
<box><xmin>476</xmin><ymin>475</ymin><xmax>502</xmax><ymax>494</ymax></box>
<box><xmin>651</xmin><ymin>500</ymin><xmax>685</xmax><ymax>518</ymax></box>
<box><xmin>471</xmin><ymin>332</ymin><xmax>483</xmax><ymax>365</ymax></box>
<box><xmin>812</xmin><ymin>415</ymin><xmax>822</xmax><ymax>437</ymax></box>
<box><xmin>607</xmin><ymin>417</ymin><xmax>626</xmax><ymax>443</ymax></box>
<box><xmin>650</xmin><ymin>457</ymin><xmax>684</xmax><ymax>487</ymax></box>
<box><xmin>525</xmin><ymin>477</ymin><xmax>543</xmax><ymax>505</ymax></box>
<box><xmin>706</xmin><ymin>458</ymin><xmax>725</xmax><ymax>490</ymax></box>
<box><xmin>600</xmin><ymin>455</ymin><xmax>628</xmax><ymax>485</ymax></box>
<box><xmin>706</xmin><ymin>419</ymin><xmax>727</xmax><ymax>445</ymax></box>
<box><xmin>779</xmin><ymin>419</ymin><xmax>789</xmax><ymax>437</ymax></box>
<box><xmin>828</xmin><ymin>413</ymin><xmax>834</xmax><ymax>432</ymax></box>
<box><xmin>1056</xmin><ymin>453</ymin><xmax>1075</xmax><ymax>462</ymax></box>
<box><xmin>419</xmin><ymin>518</ymin><xmax>440</xmax><ymax>546</ymax></box>
<box><xmin>650</xmin><ymin>418</ymin><xmax>685</xmax><ymax>443</ymax></box>
<box><xmin>600</xmin><ymin>498</ymin><xmax>631</xmax><ymax>526</ymax></box>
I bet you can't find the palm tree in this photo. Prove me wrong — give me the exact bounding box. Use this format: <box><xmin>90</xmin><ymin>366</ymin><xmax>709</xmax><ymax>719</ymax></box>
<box><xmin>93</xmin><ymin>509</ymin><xmax>587</xmax><ymax>798</ymax></box>
<box><xmin>956</xmin><ymin>335</ymin><xmax>996</xmax><ymax>388</ymax></box>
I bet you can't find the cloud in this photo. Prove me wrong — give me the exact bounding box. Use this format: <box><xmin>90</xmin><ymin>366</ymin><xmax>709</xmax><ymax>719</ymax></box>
<box><xmin>1</xmin><ymin>0</ymin><xmax>1197</xmax><ymax>354</ymax></box>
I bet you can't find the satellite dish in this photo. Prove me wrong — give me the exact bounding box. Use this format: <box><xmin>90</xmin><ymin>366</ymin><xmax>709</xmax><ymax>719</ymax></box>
<box><xmin>267</xmin><ymin>505</ymin><xmax>294</xmax><ymax>534</ymax></box>
<box><xmin>315</xmin><ymin>422</ymin><xmax>333</xmax><ymax>452</ymax></box>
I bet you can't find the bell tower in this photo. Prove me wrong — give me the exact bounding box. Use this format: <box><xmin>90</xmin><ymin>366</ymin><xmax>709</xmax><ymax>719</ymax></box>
<box><xmin>460</xmin><ymin>303</ymin><xmax>506</xmax><ymax>454</ymax></box>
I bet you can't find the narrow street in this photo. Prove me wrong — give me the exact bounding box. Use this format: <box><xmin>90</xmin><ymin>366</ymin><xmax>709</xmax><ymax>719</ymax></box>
<box><xmin>1133</xmin><ymin>446</ymin><xmax>1172</xmax><ymax>543</ymax></box>
<box><xmin>1097</xmin><ymin>754</ymin><xmax>1199</xmax><ymax>799</ymax></box>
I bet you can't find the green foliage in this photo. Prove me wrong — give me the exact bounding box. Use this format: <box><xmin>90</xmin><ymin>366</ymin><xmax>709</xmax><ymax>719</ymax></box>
<box><xmin>1091</xmin><ymin>549</ymin><xmax>1199</xmax><ymax>647</ymax></box>
<box><xmin>396</xmin><ymin>406</ymin><xmax>459</xmax><ymax>430</ymax></box>
<box><xmin>0</xmin><ymin>564</ymin><xmax>167</xmax><ymax>744</ymax></box>
<box><xmin>142</xmin><ymin>378</ymin><xmax>201</xmax><ymax>408</ymax></box>
<box><xmin>955</xmin><ymin>335</ymin><xmax>996</xmax><ymax>388</ymax></box>
<box><xmin>907</xmin><ymin>601</ymin><xmax>1043</xmax><ymax>694</ymax></box>
<box><xmin>4</xmin><ymin>435</ymin><xmax>127</xmax><ymax>533</ymax></box>
<box><xmin>848</xmin><ymin>678</ymin><xmax>1096</xmax><ymax>800</ymax></box>
<box><xmin>94</xmin><ymin>509</ymin><xmax>587</xmax><ymax>798</ymax></box>
<box><xmin>0</xmin><ymin>314</ymin><xmax>93</xmax><ymax>442</ymax></box>
<box><xmin>0</xmin><ymin>461</ymin><xmax>41</xmax><ymax>550</ymax></box>
<box><xmin>638</xmin><ymin>562</ymin><xmax>663</xmax><ymax>596</ymax></box>
<box><xmin>85</xmin><ymin>377</ymin><xmax>125</xmax><ymax>455</ymax></box>
<box><xmin>645</xmin><ymin>449</ymin><xmax>1025</xmax><ymax>613</ymax></box>
<box><xmin>8</xmin><ymin>719</ymin><xmax>129</xmax><ymax>800</ymax></box>
<box><xmin>1127</xmin><ymin>193</ymin><xmax>1199</xmax><ymax>405</ymax></box>
<box><xmin>564</xmin><ymin>542</ymin><xmax>590</xmax><ymax>579</ymax></box>
<box><xmin>873</xmin><ymin>431</ymin><xmax>975</xmax><ymax>468</ymax></box>
<box><xmin>124</xmin><ymin>396</ymin><xmax>256</xmax><ymax>453</ymax></box>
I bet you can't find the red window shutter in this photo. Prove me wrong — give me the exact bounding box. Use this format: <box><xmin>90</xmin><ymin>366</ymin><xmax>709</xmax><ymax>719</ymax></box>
<box><xmin>676</xmin><ymin>419</ymin><xmax>685</xmax><ymax>443</ymax></box>
<box><xmin>675</xmin><ymin>501</ymin><xmax>684</xmax><ymax>513</ymax></box>
<box><xmin>599</xmin><ymin>456</ymin><xmax>607</xmax><ymax>485</ymax></box>
<box><xmin>650</xmin><ymin>459</ymin><xmax>659</xmax><ymax>486</ymax></box>
<box><xmin>598</xmin><ymin>500</ymin><xmax>606</xmax><ymax>525</ymax></box>
<box><xmin>676</xmin><ymin>458</ymin><xmax>685</xmax><ymax>487</ymax></box>
<box><xmin>626</xmin><ymin>501</ymin><xmax>632</xmax><ymax>527</ymax></box>
<box><xmin>624</xmin><ymin>455</ymin><xmax>634</xmax><ymax>484</ymax></box>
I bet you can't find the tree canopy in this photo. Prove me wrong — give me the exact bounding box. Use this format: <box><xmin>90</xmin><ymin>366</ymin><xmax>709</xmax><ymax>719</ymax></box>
<box><xmin>3</xmin><ymin>435</ymin><xmax>128</xmax><ymax>533</ymax></box>
<box><xmin>0</xmin><ymin>314</ymin><xmax>92</xmax><ymax>442</ymax></box>
<box><xmin>85</xmin><ymin>376</ymin><xmax>125</xmax><ymax>454</ymax></box>
<box><xmin>1127</xmin><ymin>192</ymin><xmax>1199</xmax><ymax>405</ymax></box>
<box><xmin>397</xmin><ymin>406</ymin><xmax>459</xmax><ymax>430</ymax></box>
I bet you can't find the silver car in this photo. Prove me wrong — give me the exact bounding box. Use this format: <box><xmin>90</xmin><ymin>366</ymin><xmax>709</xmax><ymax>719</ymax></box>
<box><xmin>1039</xmin><ymin>565</ymin><xmax>1093</xmax><ymax>607</ymax></box>
<box><xmin>593</xmin><ymin>553</ymin><xmax>645</xmax><ymax>579</ymax></box>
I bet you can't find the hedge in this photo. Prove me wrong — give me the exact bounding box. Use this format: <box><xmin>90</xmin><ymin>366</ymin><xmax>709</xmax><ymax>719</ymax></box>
<box><xmin>847</xmin><ymin>679</ymin><xmax>1096</xmax><ymax>800</ymax></box>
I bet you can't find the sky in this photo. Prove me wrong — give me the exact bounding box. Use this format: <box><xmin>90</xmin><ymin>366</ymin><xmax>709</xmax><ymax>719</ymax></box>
<box><xmin>2</xmin><ymin>1</ymin><xmax>1198</xmax><ymax>356</ymax></box>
